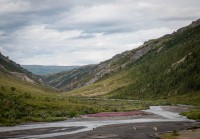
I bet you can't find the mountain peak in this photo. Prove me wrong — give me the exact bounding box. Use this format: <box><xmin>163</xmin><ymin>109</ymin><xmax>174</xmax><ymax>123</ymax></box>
<box><xmin>191</xmin><ymin>18</ymin><xmax>200</xmax><ymax>26</ymax></box>
<box><xmin>177</xmin><ymin>18</ymin><xmax>200</xmax><ymax>33</ymax></box>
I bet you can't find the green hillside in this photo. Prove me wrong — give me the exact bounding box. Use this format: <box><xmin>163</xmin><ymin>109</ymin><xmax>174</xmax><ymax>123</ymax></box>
<box><xmin>108</xmin><ymin>24</ymin><xmax>200</xmax><ymax>103</ymax></box>
<box><xmin>66</xmin><ymin>20</ymin><xmax>200</xmax><ymax>106</ymax></box>
<box><xmin>0</xmin><ymin>53</ymin><xmax>40</xmax><ymax>83</ymax></box>
<box><xmin>0</xmin><ymin>73</ymin><xmax>155</xmax><ymax>125</ymax></box>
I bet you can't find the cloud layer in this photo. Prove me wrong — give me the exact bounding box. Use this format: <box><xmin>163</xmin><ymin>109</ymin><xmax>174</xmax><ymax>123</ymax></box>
<box><xmin>0</xmin><ymin>0</ymin><xmax>200</xmax><ymax>65</ymax></box>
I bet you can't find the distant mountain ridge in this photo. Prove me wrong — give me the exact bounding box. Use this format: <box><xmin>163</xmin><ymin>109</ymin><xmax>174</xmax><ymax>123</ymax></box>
<box><xmin>22</xmin><ymin>65</ymin><xmax>79</xmax><ymax>75</ymax></box>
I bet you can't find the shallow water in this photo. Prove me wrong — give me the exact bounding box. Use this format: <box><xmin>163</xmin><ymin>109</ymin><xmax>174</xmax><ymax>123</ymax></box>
<box><xmin>143</xmin><ymin>106</ymin><xmax>188</xmax><ymax>120</ymax></box>
<box><xmin>0</xmin><ymin>106</ymin><xmax>193</xmax><ymax>139</ymax></box>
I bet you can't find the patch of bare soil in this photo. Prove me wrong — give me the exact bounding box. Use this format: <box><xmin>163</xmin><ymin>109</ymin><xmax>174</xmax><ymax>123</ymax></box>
<box><xmin>78</xmin><ymin>109</ymin><xmax>167</xmax><ymax>121</ymax></box>
<box><xmin>81</xmin><ymin>111</ymin><xmax>144</xmax><ymax>118</ymax></box>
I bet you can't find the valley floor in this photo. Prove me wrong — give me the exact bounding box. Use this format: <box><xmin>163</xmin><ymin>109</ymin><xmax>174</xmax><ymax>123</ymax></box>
<box><xmin>0</xmin><ymin>105</ymin><xmax>199</xmax><ymax>139</ymax></box>
<box><xmin>49</xmin><ymin>122</ymin><xmax>198</xmax><ymax>139</ymax></box>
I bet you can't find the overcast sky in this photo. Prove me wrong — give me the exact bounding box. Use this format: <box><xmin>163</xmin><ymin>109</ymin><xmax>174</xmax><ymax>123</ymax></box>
<box><xmin>0</xmin><ymin>0</ymin><xmax>200</xmax><ymax>66</ymax></box>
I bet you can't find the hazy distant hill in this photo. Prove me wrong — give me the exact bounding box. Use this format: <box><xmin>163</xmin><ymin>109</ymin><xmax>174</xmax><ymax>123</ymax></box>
<box><xmin>22</xmin><ymin>65</ymin><xmax>79</xmax><ymax>75</ymax></box>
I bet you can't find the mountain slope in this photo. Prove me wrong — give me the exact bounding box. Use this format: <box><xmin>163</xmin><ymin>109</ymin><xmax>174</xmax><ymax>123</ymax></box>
<box><xmin>0</xmin><ymin>53</ymin><xmax>40</xmax><ymax>83</ymax></box>
<box><xmin>43</xmin><ymin>34</ymin><xmax>166</xmax><ymax>92</ymax></box>
<box><xmin>107</xmin><ymin>23</ymin><xmax>200</xmax><ymax>103</ymax></box>
<box><xmin>22</xmin><ymin>65</ymin><xmax>79</xmax><ymax>75</ymax></box>
<box><xmin>62</xmin><ymin>19</ymin><xmax>200</xmax><ymax>105</ymax></box>
<box><xmin>43</xmin><ymin>65</ymin><xmax>97</xmax><ymax>91</ymax></box>
<box><xmin>45</xmin><ymin>19</ymin><xmax>200</xmax><ymax>103</ymax></box>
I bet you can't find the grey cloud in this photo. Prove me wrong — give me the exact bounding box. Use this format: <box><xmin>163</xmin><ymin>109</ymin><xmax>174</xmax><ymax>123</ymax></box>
<box><xmin>71</xmin><ymin>33</ymin><xmax>97</xmax><ymax>39</ymax></box>
<box><xmin>0</xmin><ymin>0</ymin><xmax>200</xmax><ymax>65</ymax></box>
<box><xmin>159</xmin><ymin>16</ymin><xmax>199</xmax><ymax>22</ymax></box>
<box><xmin>1</xmin><ymin>0</ymin><xmax>199</xmax><ymax>34</ymax></box>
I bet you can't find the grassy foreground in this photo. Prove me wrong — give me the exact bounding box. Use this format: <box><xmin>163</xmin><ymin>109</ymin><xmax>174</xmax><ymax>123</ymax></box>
<box><xmin>0</xmin><ymin>91</ymin><xmax>156</xmax><ymax>126</ymax></box>
<box><xmin>0</xmin><ymin>73</ymin><xmax>162</xmax><ymax>126</ymax></box>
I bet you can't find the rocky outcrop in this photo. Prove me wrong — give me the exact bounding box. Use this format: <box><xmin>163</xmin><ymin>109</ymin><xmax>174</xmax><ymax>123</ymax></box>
<box><xmin>11</xmin><ymin>72</ymin><xmax>35</xmax><ymax>83</ymax></box>
<box><xmin>0</xmin><ymin>52</ymin><xmax>41</xmax><ymax>84</ymax></box>
<box><xmin>177</xmin><ymin>19</ymin><xmax>200</xmax><ymax>33</ymax></box>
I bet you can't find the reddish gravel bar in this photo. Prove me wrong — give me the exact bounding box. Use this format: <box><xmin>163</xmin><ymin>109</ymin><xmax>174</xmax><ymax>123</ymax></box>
<box><xmin>81</xmin><ymin>111</ymin><xmax>144</xmax><ymax>117</ymax></box>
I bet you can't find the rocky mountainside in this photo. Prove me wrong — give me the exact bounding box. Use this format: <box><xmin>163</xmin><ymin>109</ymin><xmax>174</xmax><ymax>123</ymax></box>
<box><xmin>44</xmin><ymin>19</ymin><xmax>200</xmax><ymax>91</ymax></box>
<box><xmin>0</xmin><ymin>53</ymin><xmax>41</xmax><ymax>83</ymax></box>
<box><xmin>43</xmin><ymin>34</ymin><xmax>169</xmax><ymax>91</ymax></box>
